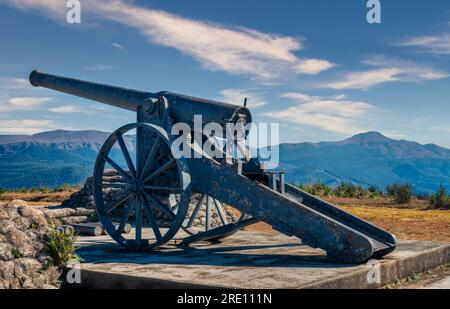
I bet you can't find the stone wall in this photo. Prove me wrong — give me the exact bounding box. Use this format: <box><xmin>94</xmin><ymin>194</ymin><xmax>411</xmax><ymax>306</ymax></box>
<box><xmin>0</xmin><ymin>200</ymin><xmax>60</xmax><ymax>289</ymax></box>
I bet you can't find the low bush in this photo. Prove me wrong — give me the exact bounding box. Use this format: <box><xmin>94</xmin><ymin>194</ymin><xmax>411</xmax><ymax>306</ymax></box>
<box><xmin>387</xmin><ymin>183</ymin><xmax>413</xmax><ymax>204</ymax></box>
<box><xmin>429</xmin><ymin>185</ymin><xmax>450</xmax><ymax>209</ymax></box>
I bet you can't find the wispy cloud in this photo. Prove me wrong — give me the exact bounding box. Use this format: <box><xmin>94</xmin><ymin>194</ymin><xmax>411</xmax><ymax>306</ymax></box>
<box><xmin>0</xmin><ymin>0</ymin><xmax>67</xmax><ymax>17</ymax></box>
<box><xmin>0</xmin><ymin>119</ymin><xmax>57</xmax><ymax>134</ymax></box>
<box><xmin>266</xmin><ymin>93</ymin><xmax>373</xmax><ymax>134</ymax></box>
<box><xmin>112</xmin><ymin>42</ymin><xmax>125</xmax><ymax>50</ymax></box>
<box><xmin>323</xmin><ymin>56</ymin><xmax>448</xmax><ymax>90</ymax></box>
<box><xmin>216</xmin><ymin>89</ymin><xmax>267</xmax><ymax>108</ymax></box>
<box><xmin>49</xmin><ymin>105</ymin><xmax>78</xmax><ymax>113</ymax></box>
<box><xmin>0</xmin><ymin>77</ymin><xmax>30</xmax><ymax>90</ymax></box>
<box><xmin>2</xmin><ymin>0</ymin><xmax>334</xmax><ymax>80</ymax></box>
<box><xmin>398</xmin><ymin>32</ymin><xmax>450</xmax><ymax>55</ymax></box>
<box><xmin>83</xmin><ymin>64</ymin><xmax>115</xmax><ymax>71</ymax></box>
<box><xmin>0</xmin><ymin>96</ymin><xmax>52</xmax><ymax>112</ymax></box>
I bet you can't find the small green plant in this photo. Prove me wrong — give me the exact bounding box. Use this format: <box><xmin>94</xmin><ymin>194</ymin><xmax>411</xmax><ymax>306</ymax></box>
<box><xmin>44</xmin><ymin>225</ymin><xmax>80</xmax><ymax>268</ymax></box>
<box><xmin>11</xmin><ymin>248</ymin><xmax>23</xmax><ymax>259</ymax></box>
<box><xmin>387</xmin><ymin>183</ymin><xmax>413</xmax><ymax>204</ymax></box>
<box><xmin>429</xmin><ymin>185</ymin><xmax>450</xmax><ymax>209</ymax></box>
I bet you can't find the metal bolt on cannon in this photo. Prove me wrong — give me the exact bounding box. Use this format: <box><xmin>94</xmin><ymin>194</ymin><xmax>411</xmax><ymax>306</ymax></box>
<box><xmin>29</xmin><ymin>70</ymin><xmax>397</xmax><ymax>264</ymax></box>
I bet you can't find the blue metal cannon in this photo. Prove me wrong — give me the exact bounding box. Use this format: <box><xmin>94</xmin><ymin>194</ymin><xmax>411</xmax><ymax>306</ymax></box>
<box><xmin>29</xmin><ymin>70</ymin><xmax>397</xmax><ymax>263</ymax></box>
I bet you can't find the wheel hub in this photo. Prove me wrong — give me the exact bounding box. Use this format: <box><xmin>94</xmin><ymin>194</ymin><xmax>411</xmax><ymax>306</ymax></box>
<box><xmin>129</xmin><ymin>179</ymin><xmax>144</xmax><ymax>194</ymax></box>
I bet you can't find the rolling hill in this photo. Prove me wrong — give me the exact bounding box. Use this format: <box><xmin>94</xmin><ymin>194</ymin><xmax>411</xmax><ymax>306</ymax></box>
<box><xmin>280</xmin><ymin>132</ymin><xmax>450</xmax><ymax>194</ymax></box>
<box><xmin>0</xmin><ymin>130</ymin><xmax>449</xmax><ymax>194</ymax></box>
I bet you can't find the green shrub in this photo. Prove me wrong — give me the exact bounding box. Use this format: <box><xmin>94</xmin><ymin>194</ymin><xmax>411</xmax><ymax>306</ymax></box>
<box><xmin>387</xmin><ymin>183</ymin><xmax>413</xmax><ymax>204</ymax></box>
<box><xmin>334</xmin><ymin>182</ymin><xmax>365</xmax><ymax>198</ymax></box>
<box><xmin>300</xmin><ymin>181</ymin><xmax>334</xmax><ymax>196</ymax></box>
<box><xmin>429</xmin><ymin>185</ymin><xmax>450</xmax><ymax>209</ymax></box>
<box><xmin>44</xmin><ymin>225</ymin><xmax>80</xmax><ymax>268</ymax></box>
<box><xmin>11</xmin><ymin>248</ymin><xmax>23</xmax><ymax>259</ymax></box>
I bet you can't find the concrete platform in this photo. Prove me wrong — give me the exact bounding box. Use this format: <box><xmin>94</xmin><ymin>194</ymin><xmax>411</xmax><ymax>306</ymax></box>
<box><xmin>68</xmin><ymin>230</ymin><xmax>450</xmax><ymax>289</ymax></box>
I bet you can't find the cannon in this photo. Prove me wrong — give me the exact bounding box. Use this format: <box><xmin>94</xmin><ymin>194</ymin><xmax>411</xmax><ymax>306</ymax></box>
<box><xmin>29</xmin><ymin>70</ymin><xmax>397</xmax><ymax>263</ymax></box>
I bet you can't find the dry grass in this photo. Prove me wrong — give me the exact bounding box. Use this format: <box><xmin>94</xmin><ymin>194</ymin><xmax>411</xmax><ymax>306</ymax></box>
<box><xmin>340</xmin><ymin>205</ymin><xmax>450</xmax><ymax>242</ymax></box>
<box><xmin>0</xmin><ymin>188</ymin><xmax>79</xmax><ymax>206</ymax></box>
<box><xmin>246</xmin><ymin>196</ymin><xmax>450</xmax><ymax>242</ymax></box>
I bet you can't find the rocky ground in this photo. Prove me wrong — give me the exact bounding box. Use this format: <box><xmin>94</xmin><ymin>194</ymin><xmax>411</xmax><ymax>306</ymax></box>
<box><xmin>0</xmin><ymin>200</ymin><xmax>61</xmax><ymax>289</ymax></box>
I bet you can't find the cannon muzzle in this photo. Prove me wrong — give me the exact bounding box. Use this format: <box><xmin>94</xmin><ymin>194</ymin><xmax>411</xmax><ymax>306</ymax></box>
<box><xmin>29</xmin><ymin>70</ymin><xmax>252</xmax><ymax>127</ymax></box>
<box><xmin>29</xmin><ymin>70</ymin><xmax>151</xmax><ymax>112</ymax></box>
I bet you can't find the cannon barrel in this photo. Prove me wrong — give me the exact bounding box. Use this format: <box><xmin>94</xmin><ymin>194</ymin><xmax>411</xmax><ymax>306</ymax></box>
<box><xmin>29</xmin><ymin>70</ymin><xmax>252</xmax><ymax>127</ymax></box>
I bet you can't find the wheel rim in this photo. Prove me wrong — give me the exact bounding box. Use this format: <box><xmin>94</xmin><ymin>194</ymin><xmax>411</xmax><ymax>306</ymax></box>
<box><xmin>93</xmin><ymin>123</ymin><xmax>191</xmax><ymax>249</ymax></box>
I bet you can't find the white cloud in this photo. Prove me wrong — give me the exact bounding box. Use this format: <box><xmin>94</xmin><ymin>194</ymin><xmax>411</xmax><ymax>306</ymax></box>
<box><xmin>216</xmin><ymin>89</ymin><xmax>267</xmax><ymax>108</ymax></box>
<box><xmin>0</xmin><ymin>0</ymin><xmax>67</xmax><ymax>17</ymax></box>
<box><xmin>295</xmin><ymin>59</ymin><xmax>335</xmax><ymax>75</ymax></box>
<box><xmin>267</xmin><ymin>92</ymin><xmax>373</xmax><ymax>134</ymax></box>
<box><xmin>326</xmin><ymin>68</ymin><xmax>402</xmax><ymax>90</ymax></box>
<box><xmin>49</xmin><ymin>105</ymin><xmax>78</xmax><ymax>113</ymax></box>
<box><xmin>323</xmin><ymin>57</ymin><xmax>448</xmax><ymax>90</ymax></box>
<box><xmin>0</xmin><ymin>96</ymin><xmax>52</xmax><ymax>112</ymax></box>
<box><xmin>398</xmin><ymin>33</ymin><xmax>450</xmax><ymax>55</ymax></box>
<box><xmin>2</xmin><ymin>0</ymin><xmax>334</xmax><ymax>79</ymax></box>
<box><xmin>83</xmin><ymin>64</ymin><xmax>115</xmax><ymax>71</ymax></box>
<box><xmin>0</xmin><ymin>77</ymin><xmax>30</xmax><ymax>90</ymax></box>
<box><xmin>0</xmin><ymin>119</ymin><xmax>57</xmax><ymax>134</ymax></box>
<box><xmin>112</xmin><ymin>42</ymin><xmax>125</xmax><ymax>50</ymax></box>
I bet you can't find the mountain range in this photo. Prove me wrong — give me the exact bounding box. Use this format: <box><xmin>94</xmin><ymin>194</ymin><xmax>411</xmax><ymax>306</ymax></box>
<box><xmin>1</xmin><ymin>130</ymin><xmax>449</xmax><ymax>194</ymax></box>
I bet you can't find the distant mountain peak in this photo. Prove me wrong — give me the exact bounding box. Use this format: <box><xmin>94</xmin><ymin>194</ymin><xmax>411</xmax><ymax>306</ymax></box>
<box><xmin>344</xmin><ymin>131</ymin><xmax>390</xmax><ymax>144</ymax></box>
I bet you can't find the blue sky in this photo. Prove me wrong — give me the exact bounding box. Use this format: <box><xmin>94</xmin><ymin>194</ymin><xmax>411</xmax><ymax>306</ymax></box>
<box><xmin>0</xmin><ymin>0</ymin><xmax>449</xmax><ymax>146</ymax></box>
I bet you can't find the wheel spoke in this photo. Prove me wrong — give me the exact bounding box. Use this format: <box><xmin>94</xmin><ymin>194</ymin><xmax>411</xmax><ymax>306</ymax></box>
<box><xmin>140</xmin><ymin>194</ymin><xmax>162</xmax><ymax>241</ymax></box>
<box><xmin>142</xmin><ymin>158</ymin><xmax>176</xmax><ymax>183</ymax></box>
<box><xmin>140</xmin><ymin>136</ymin><xmax>160</xmax><ymax>179</ymax></box>
<box><xmin>205</xmin><ymin>196</ymin><xmax>212</xmax><ymax>231</ymax></box>
<box><xmin>104</xmin><ymin>156</ymin><xmax>133</xmax><ymax>183</ymax></box>
<box><xmin>116</xmin><ymin>133</ymin><xmax>136</xmax><ymax>177</ymax></box>
<box><xmin>135</xmin><ymin>198</ymin><xmax>142</xmax><ymax>242</ymax></box>
<box><xmin>116</xmin><ymin>199</ymin><xmax>135</xmax><ymax>236</ymax></box>
<box><xmin>155</xmin><ymin>148</ymin><xmax>170</xmax><ymax>164</ymax></box>
<box><xmin>105</xmin><ymin>193</ymin><xmax>133</xmax><ymax>215</ymax></box>
<box><xmin>143</xmin><ymin>185</ymin><xmax>180</xmax><ymax>192</ymax></box>
<box><xmin>187</xmin><ymin>195</ymin><xmax>206</xmax><ymax>228</ymax></box>
<box><xmin>213</xmin><ymin>199</ymin><xmax>228</xmax><ymax>226</ymax></box>
<box><xmin>143</xmin><ymin>192</ymin><xmax>175</xmax><ymax>219</ymax></box>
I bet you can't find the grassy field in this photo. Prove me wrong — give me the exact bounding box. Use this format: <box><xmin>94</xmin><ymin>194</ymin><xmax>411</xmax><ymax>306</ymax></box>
<box><xmin>1</xmin><ymin>188</ymin><xmax>449</xmax><ymax>242</ymax></box>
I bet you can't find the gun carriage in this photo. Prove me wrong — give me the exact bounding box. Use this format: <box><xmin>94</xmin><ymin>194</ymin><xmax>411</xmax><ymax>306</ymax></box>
<box><xmin>29</xmin><ymin>70</ymin><xmax>397</xmax><ymax>263</ymax></box>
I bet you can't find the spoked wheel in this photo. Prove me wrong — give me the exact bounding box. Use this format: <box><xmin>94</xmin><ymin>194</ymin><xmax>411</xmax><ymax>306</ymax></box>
<box><xmin>93</xmin><ymin>123</ymin><xmax>191</xmax><ymax>250</ymax></box>
<box><xmin>179</xmin><ymin>194</ymin><xmax>252</xmax><ymax>244</ymax></box>
<box><xmin>183</xmin><ymin>195</ymin><xmax>239</xmax><ymax>236</ymax></box>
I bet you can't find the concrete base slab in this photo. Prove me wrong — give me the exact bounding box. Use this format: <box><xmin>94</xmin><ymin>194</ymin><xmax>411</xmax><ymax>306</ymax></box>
<box><xmin>69</xmin><ymin>230</ymin><xmax>450</xmax><ymax>289</ymax></box>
